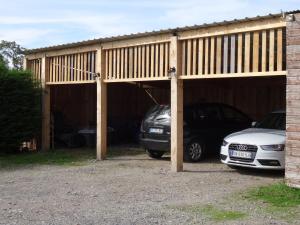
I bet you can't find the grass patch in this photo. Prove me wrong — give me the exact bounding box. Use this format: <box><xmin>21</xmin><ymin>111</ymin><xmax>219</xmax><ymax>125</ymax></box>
<box><xmin>171</xmin><ymin>204</ymin><xmax>246</xmax><ymax>222</ymax></box>
<box><xmin>245</xmin><ymin>182</ymin><xmax>300</xmax><ymax>208</ymax></box>
<box><xmin>242</xmin><ymin>182</ymin><xmax>300</xmax><ymax>222</ymax></box>
<box><xmin>202</xmin><ymin>205</ymin><xmax>246</xmax><ymax>222</ymax></box>
<box><xmin>0</xmin><ymin>146</ymin><xmax>144</xmax><ymax>169</ymax></box>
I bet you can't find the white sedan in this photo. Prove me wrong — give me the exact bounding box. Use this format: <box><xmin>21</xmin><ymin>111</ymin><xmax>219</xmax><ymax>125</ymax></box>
<box><xmin>220</xmin><ymin>110</ymin><xmax>285</xmax><ymax>170</ymax></box>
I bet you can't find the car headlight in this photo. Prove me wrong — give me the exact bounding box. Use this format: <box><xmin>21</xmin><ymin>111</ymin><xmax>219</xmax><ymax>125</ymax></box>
<box><xmin>222</xmin><ymin>140</ymin><xmax>228</xmax><ymax>147</ymax></box>
<box><xmin>260</xmin><ymin>144</ymin><xmax>285</xmax><ymax>151</ymax></box>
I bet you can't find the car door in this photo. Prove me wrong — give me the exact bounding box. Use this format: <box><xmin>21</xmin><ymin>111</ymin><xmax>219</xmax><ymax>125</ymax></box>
<box><xmin>191</xmin><ymin>105</ymin><xmax>223</xmax><ymax>152</ymax></box>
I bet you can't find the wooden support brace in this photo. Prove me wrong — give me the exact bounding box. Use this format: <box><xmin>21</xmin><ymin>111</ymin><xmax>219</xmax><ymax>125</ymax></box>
<box><xmin>96</xmin><ymin>48</ymin><xmax>107</xmax><ymax>160</ymax></box>
<box><xmin>170</xmin><ymin>36</ymin><xmax>183</xmax><ymax>172</ymax></box>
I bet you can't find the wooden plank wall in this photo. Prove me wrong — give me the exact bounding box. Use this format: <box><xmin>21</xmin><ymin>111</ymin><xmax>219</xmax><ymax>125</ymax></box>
<box><xmin>184</xmin><ymin>77</ymin><xmax>285</xmax><ymax>121</ymax></box>
<box><xmin>180</xmin><ymin>28</ymin><xmax>286</xmax><ymax>77</ymax></box>
<box><xmin>28</xmin><ymin>58</ymin><xmax>42</xmax><ymax>80</ymax></box>
<box><xmin>286</xmin><ymin>12</ymin><xmax>300</xmax><ymax>188</ymax></box>
<box><xmin>104</xmin><ymin>42</ymin><xmax>170</xmax><ymax>82</ymax></box>
<box><xmin>48</xmin><ymin>51</ymin><xmax>96</xmax><ymax>83</ymax></box>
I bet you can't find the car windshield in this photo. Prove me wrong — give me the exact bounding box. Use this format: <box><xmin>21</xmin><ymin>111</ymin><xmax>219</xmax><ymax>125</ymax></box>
<box><xmin>256</xmin><ymin>112</ymin><xmax>286</xmax><ymax>130</ymax></box>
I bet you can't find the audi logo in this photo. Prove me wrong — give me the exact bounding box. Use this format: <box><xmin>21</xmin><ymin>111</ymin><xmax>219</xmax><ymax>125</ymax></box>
<box><xmin>237</xmin><ymin>144</ymin><xmax>248</xmax><ymax>151</ymax></box>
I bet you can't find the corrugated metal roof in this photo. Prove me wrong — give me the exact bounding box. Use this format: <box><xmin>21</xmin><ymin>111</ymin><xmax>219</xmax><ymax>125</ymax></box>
<box><xmin>24</xmin><ymin>10</ymin><xmax>300</xmax><ymax>55</ymax></box>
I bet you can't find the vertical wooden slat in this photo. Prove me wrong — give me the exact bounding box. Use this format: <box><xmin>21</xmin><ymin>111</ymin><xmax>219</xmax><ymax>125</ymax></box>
<box><xmin>70</xmin><ymin>55</ymin><xmax>73</xmax><ymax>81</ymax></box>
<box><xmin>262</xmin><ymin>30</ymin><xmax>267</xmax><ymax>72</ymax></box>
<box><xmin>65</xmin><ymin>55</ymin><xmax>71</xmax><ymax>81</ymax></box>
<box><xmin>159</xmin><ymin>43</ymin><xmax>164</xmax><ymax>77</ymax></box>
<box><xmin>65</xmin><ymin>55</ymin><xmax>68</xmax><ymax>81</ymax></box>
<box><xmin>244</xmin><ymin>32</ymin><xmax>250</xmax><ymax>73</ymax></box>
<box><xmin>237</xmin><ymin>33</ymin><xmax>243</xmax><ymax>73</ymax></box>
<box><xmin>164</xmin><ymin>43</ymin><xmax>169</xmax><ymax>77</ymax></box>
<box><xmin>49</xmin><ymin>58</ymin><xmax>53</xmax><ymax>82</ymax></box>
<box><xmin>109</xmin><ymin>50</ymin><xmax>113</xmax><ymax>79</ymax></box>
<box><xmin>138</xmin><ymin>46</ymin><xmax>142</xmax><ymax>78</ymax></box>
<box><xmin>269</xmin><ymin>29</ymin><xmax>275</xmax><ymax>71</ymax></box>
<box><xmin>155</xmin><ymin>44</ymin><xmax>159</xmax><ymax>77</ymax></box>
<box><xmin>216</xmin><ymin>36</ymin><xmax>222</xmax><ymax>74</ymax></box>
<box><xmin>146</xmin><ymin>45</ymin><xmax>150</xmax><ymax>78</ymax></box>
<box><xmin>141</xmin><ymin>46</ymin><xmax>145</xmax><ymax>78</ymax></box>
<box><xmin>105</xmin><ymin>51</ymin><xmax>109</xmax><ymax>79</ymax></box>
<box><xmin>128</xmin><ymin>47</ymin><xmax>133</xmax><ymax>78</ymax></box>
<box><xmin>182</xmin><ymin>41</ymin><xmax>186</xmax><ymax>75</ymax></box>
<box><xmin>84</xmin><ymin>53</ymin><xmax>87</xmax><ymax>80</ymax></box>
<box><xmin>116</xmin><ymin>49</ymin><xmax>120</xmax><ymax>79</ymax></box>
<box><xmin>124</xmin><ymin>48</ymin><xmax>128</xmax><ymax>79</ymax></box>
<box><xmin>230</xmin><ymin>35</ymin><xmax>236</xmax><ymax>73</ymax></box>
<box><xmin>252</xmin><ymin>31</ymin><xmax>260</xmax><ymax>72</ymax></box>
<box><xmin>134</xmin><ymin>46</ymin><xmax>138</xmax><ymax>78</ymax></box>
<box><xmin>150</xmin><ymin>44</ymin><xmax>155</xmax><ymax>77</ymax></box>
<box><xmin>187</xmin><ymin>39</ymin><xmax>192</xmax><ymax>75</ymax></box>
<box><xmin>277</xmin><ymin>28</ymin><xmax>283</xmax><ymax>71</ymax></box>
<box><xmin>204</xmin><ymin>38</ymin><xmax>209</xmax><ymax>74</ymax></box>
<box><xmin>210</xmin><ymin>37</ymin><xmax>215</xmax><ymax>74</ymax></box>
<box><xmin>120</xmin><ymin>48</ymin><xmax>124</xmax><ymax>79</ymax></box>
<box><xmin>198</xmin><ymin>38</ymin><xmax>203</xmax><ymax>75</ymax></box>
<box><xmin>223</xmin><ymin>36</ymin><xmax>228</xmax><ymax>73</ymax></box>
<box><xmin>55</xmin><ymin>57</ymin><xmax>58</xmax><ymax>82</ymax></box>
<box><xmin>192</xmin><ymin>39</ymin><xmax>197</xmax><ymax>75</ymax></box>
<box><xmin>112</xmin><ymin>49</ymin><xmax>116</xmax><ymax>79</ymax></box>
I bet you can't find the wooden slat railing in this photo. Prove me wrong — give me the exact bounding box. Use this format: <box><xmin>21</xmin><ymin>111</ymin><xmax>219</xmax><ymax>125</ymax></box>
<box><xmin>180</xmin><ymin>27</ymin><xmax>286</xmax><ymax>79</ymax></box>
<box><xmin>47</xmin><ymin>51</ymin><xmax>96</xmax><ymax>84</ymax></box>
<box><xmin>104</xmin><ymin>42</ymin><xmax>170</xmax><ymax>82</ymax></box>
<box><xmin>28</xmin><ymin>58</ymin><xmax>42</xmax><ymax>81</ymax></box>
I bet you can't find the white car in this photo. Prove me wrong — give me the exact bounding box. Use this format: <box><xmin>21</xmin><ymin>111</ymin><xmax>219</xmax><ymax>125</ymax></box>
<box><xmin>220</xmin><ymin>110</ymin><xmax>285</xmax><ymax>170</ymax></box>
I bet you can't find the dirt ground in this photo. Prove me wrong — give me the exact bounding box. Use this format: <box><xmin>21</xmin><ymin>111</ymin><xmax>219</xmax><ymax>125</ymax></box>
<box><xmin>0</xmin><ymin>148</ymin><xmax>289</xmax><ymax>225</ymax></box>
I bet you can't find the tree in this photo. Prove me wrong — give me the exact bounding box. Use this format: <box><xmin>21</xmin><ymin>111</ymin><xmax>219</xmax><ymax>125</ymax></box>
<box><xmin>0</xmin><ymin>59</ymin><xmax>41</xmax><ymax>152</ymax></box>
<box><xmin>0</xmin><ymin>40</ymin><xmax>26</xmax><ymax>70</ymax></box>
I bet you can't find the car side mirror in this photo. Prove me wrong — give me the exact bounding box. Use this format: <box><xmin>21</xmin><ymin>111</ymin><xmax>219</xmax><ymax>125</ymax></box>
<box><xmin>251</xmin><ymin>121</ymin><xmax>257</xmax><ymax>127</ymax></box>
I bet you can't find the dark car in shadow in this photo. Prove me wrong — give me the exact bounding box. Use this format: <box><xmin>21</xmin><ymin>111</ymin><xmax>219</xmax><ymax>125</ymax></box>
<box><xmin>139</xmin><ymin>103</ymin><xmax>252</xmax><ymax>162</ymax></box>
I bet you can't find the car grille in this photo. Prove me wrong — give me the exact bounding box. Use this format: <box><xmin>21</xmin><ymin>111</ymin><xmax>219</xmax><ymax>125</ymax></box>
<box><xmin>229</xmin><ymin>143</ymin><xmax>258</xmax><ymax>163</ymax></box>
<box><xmin>229</xmin><ymin>143</ymin><xmax>258</xmax><ymax>152</ymax></box>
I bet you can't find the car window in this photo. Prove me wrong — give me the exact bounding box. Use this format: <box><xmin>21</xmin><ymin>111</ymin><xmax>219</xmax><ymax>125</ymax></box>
<box><xmin>222</xmin><ymin>106</ymin><xmax>249</xmax><ymax>122</ymax></box>
<box><xmin>195</xmin><ymin>106</ymin><xmax>221</xmax><ymax>121</ymax></box>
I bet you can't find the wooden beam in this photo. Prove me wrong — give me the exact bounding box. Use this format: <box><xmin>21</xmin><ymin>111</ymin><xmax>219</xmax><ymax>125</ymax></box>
<box><xmin>41</xmin><ymin>57</ymin><xmax>51</xmax><ymax>151</ymax></box>
<box><xmin>96</xmin><ymin>48</ymin><xmax>107</xmax><ymax>160</ymax></box>
<box><xmin>170</xmin><ymin>36</ymin><xmax>183</xmax><ymax>172</ymax></box>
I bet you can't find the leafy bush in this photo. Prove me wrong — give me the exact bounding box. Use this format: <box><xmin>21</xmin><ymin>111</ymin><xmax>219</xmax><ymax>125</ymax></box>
<box><xmin>0</xmin><ymin>59</ymin><xmax>41</xmax><ymax>152</ymax></box>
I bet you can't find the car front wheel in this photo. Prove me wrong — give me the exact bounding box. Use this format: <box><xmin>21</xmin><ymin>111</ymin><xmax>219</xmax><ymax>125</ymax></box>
<box><xmin>146</xmin><ymin>149</ymin><xmax>165</xmax><ymax>159</ymax></box>
<box><xmin>184</xmin><ymin>141</ymin><xmax>204</xmax><ymax>162</ymax></box>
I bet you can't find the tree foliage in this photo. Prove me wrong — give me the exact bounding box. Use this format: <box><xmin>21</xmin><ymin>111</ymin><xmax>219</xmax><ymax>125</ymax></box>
<box><xmin>0</xmin><ymin>59</ymin><xmax>41</xmax><ymax>152</ymax></box>
<box><xmin>0</xmin><ymin>40</ymin><xmax>26</xmax><ymax>70</ymax></box>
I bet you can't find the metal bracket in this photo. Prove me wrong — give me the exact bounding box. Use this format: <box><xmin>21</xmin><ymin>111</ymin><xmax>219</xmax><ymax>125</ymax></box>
<box><xmin>94</xmin><ymin>72</ymin><xmax>101</xmax><ymax>79</ymax></box>
<box><xmin>168</xmin><ymin>67</ymin><xmax>176</xmax><ymax>79</ymax></box>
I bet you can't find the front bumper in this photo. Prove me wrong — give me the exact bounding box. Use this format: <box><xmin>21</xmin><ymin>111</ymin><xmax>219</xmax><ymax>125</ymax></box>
<box><xmin>220</xmin><ymin>145</ymin><xmax>285</xmax><ymax>170</ymax></box>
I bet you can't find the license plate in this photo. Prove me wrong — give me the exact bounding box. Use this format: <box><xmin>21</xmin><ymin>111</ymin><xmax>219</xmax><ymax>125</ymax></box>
<box><xmin>230</xmin><ymin>150</ymin><xmax>252</xmax><ymax>159</ymax></box>
<box><xmin>149</xmin><ymin>128</ymin><xmax>163</xmax><ymax>134</ymax></box>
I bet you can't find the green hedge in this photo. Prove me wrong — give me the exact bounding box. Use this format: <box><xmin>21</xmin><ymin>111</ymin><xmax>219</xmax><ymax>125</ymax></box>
<box><xmin>0</xmin><ymin>59</ymin><xmax>42</xmax><ymax>152</ymax></box>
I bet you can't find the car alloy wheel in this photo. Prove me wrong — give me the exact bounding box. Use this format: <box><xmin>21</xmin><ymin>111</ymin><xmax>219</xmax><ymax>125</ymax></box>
<box><xmin>187</xmin><ymin>142</ymin><xmax>203</xmax><ymax>162</ymax></box>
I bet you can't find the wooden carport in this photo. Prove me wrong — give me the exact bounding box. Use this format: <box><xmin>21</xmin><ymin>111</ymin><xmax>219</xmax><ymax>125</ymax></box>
<box><xmin>24</xmin><ymin>11</ymin><xmax>300</xmax><ymax>188</ymax></box>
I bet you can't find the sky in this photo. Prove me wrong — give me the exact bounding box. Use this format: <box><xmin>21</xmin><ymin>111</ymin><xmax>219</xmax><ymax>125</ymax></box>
<box><xmin>0</xmin><ymin>0</ymin><xmax>298</xmax><ymax>49</ymax></box>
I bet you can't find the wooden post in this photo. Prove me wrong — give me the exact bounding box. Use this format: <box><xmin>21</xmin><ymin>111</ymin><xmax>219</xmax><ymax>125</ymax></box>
<box><xmin>170</xmin><ymin>36</ymin><xmax>183</xmax><ymax>172</ymax></box>
<box><xmin>96</xmin><ymin>48</ymin><xmax>107</xmax><ymax>160</ymax></box>
<box><xmin>23</xmin><ymin>57</ymin><xmax>28</xmax><ymax>70</ymax></box>
<box><xmin>286</xmin><ymin>13</ymin><xmax>300</xmax><ymax>188</ymax></box>
<box><xmin>41</xmin><ymin>56</ymin><xmax>51</xmax><ymax>151</ymax></box>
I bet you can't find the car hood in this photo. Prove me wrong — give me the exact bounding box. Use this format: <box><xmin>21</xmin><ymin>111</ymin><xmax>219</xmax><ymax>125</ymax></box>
<box><xmin>225</xmin><ymin>128</ymin><xmax>286</xmax><ymax>145</ymax></box>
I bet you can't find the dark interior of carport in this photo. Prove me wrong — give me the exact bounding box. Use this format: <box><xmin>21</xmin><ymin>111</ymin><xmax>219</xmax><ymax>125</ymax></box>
<box><xmin>50</xmin><ymin>76</ymin><xmax>285</xmax><ymax>150</ymax></box>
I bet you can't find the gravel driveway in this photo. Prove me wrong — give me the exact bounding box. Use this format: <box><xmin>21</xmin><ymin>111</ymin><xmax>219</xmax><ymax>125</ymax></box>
<box><xmin>0</xmin><ymin>149</ymin><xmax>285</xmax><ymax>225</ymax></box>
